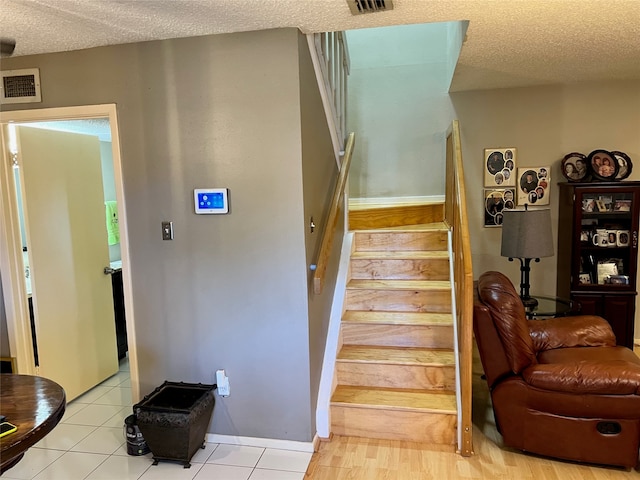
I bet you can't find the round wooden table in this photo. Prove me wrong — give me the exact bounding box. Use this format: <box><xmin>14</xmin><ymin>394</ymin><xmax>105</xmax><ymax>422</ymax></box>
<box><xmin>0</xmin><ymin>374</ymin><xmax>66</xmax><ymax>473</ymax></box>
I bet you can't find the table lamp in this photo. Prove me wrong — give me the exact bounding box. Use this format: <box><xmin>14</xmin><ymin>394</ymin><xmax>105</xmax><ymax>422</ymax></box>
<box><xmin>501</xmin><ymin>206</ymin><xmax>554</xmax><ymax>307</ymax></box>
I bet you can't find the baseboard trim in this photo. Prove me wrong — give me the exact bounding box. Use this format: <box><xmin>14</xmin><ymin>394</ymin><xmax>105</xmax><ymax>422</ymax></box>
<box><xmin>349</xmin><ymin>195</ymin><xmax>445</xmax><ymax>208</ymax></box>
<box><xmin>635</xmin><ymin>338</ymin><xmax>639</xmax><ymax>347</ymax></box>
<box><xmin>312</xmin><ymin>433</ymin><xmax>322</xmax><ymax>452</ymax></box>
<box><xmin>206</xmin><ymin>433</ymin><xmax>315</xmax><ymax>453</ymax></box>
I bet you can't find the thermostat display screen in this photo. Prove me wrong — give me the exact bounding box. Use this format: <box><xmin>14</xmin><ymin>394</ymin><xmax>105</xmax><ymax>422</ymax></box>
<box><xmin>194</xmin><ymin>188</ymin><xmax>229</xmax><ymax>214</ymax></box>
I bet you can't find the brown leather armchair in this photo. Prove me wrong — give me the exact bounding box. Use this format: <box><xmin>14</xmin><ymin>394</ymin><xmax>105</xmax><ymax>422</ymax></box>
<box><xmin>474</xmin><ymin>271</ymin><xmax>640</xmax><ymax>469</ymax></box>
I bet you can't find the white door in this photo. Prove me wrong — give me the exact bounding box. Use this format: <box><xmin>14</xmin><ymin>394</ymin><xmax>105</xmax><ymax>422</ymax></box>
<box><xmin>16</xmin><ymin>125</ymin><xmax>118</xmax><ymax>400</ymax></box>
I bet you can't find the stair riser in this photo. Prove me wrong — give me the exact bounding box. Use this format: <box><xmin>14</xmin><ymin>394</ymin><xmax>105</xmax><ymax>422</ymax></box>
<box><xmin>331</xmin><ymin>406</ymin><xmax>456</xmax><ymax>444</ymax></box>
<box><xmin>346</xmin><ymin>289</ymin><xmax>451</xmax><ymax>313</ymax></box>
<box><xmin>354</xmin><ymin>232</ymin><xmax>447</xmax><ymax>252</ymax></box>
<box><xmin>341</xmin><ymin>323</ymin><xmax>454</xmax><ymax>348</ymax></box>
<box><xmin>350</xmin><ymin>258</ymin><xmax>449</xmax><ymax>280</ymax></box>
<box><xmin>336</xmin><ymin>362</ymin><xmax>456</xmax><ymax>391</ymax></box>
<box><xmin>349</xmin><ymin>204</ymin><xmax>444</xmax><ymax>230</ymax></box>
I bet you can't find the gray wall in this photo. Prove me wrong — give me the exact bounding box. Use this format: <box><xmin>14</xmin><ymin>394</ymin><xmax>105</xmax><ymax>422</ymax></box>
<box><xmin>298</xmin><ymin>34</ymin><xmax>344</xmax><ymax>432</ymax></box>
<box><xmin>2</xmin><ymin>28</ymin><xmax>339</xmax><ymax>442</ymax></box>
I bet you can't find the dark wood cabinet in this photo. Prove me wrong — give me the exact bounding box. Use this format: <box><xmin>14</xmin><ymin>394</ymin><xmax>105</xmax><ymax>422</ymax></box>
<box><xmin>557</xmin><ymin>181</ymin><xmax>639</xmax><ymax>348</ymax></box>
<box><xmin>111</xmin><ymin>270</ymin><xmax>128</xmax><ymax>359</ymax></box>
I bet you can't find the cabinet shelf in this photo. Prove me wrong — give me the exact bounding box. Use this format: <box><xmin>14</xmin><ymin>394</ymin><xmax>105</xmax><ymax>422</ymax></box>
<box><xmin>557</xmin><ymin>181</ymin><xmax>639</xmax><ymax>349</ymax></box>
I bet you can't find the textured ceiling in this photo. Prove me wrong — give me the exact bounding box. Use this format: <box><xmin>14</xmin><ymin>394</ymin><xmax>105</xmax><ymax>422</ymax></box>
<box><xmin>1</xmin><ymin>0</ymin><xmax>639</xmax><ymax>91</ymax></box>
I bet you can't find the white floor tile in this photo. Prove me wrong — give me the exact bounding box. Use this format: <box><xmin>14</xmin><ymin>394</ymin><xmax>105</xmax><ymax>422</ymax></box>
<box><xmin>98</xmin><ymin>370</ymin><xmax>130</xmax><ymax>387</ymax></box>
<box><xmin>61</xmin><ymin>402</ymin><xmax>88</xmax><ymax>421</ymax></box>
<box><xmin>249</xmin><ymin>469</ymin><xmax>305</xmax><ymax>480</ymax></box>
<box><xmin>32</xmin><ymin>451</ymin><xmax>108</xmax><ymax>480</ymax></box>
<box><xmin>93</xmin><ymin>386</ymin><xmax>132</xmax><ymax>406</ymax></box>
<box><xmin>206</xmin><ymin>444</ymin><xmax>265</xmax><ymax>468</ymax></box>
<box><xmin>10</xmin><ymin>361</ymin><xmax>314</xmax><ymax>480</ymax></box>
<box><xmin>119</xmin><ymin>378</ymin><xmax>132</xmax><ymax>388</ymax></box>
<box><xmin>84</xmin><ymin>454</ymin><xmax>152</xmax><ymax>480</ymax></box>
<box><xmin>73</xmin><ymin>386</ymin><xmax>114</xmax><ymax>404</ymax></box>
<box><xmin>111</xmin><ymin>444</ymin><xmax>154</xmax><ymax>458</ymax></box>
<box><xmin>101</xmin><ymin>406</ymin><xmax>133</xmax><ymax>427</ymax></box>
<box><xmin>62</xmin><ymin>404</ymin><xmax>126</xmax><ymax>427</ymax></box>
<box><xmin>190</xmin><ymin>443</ymin><xmax>218</xmax><ymax>463</ymax></box>
<box><xmin>69</xmin><ymin>426</ymin><xmax>125</xmax><ymax>455</ymax></box>
<box><xmin>255</xmin><ymin>449</ymin><xmax>312</xmax><ymax>472</ymax></box>
<box><xmin>137</xmin><ymin>462</ymin><xmax>204</xmax><ymax>480</ymax></box>
<box><xmin>193</xmin><ymin>463</ymin><xmax>253</xmax><ymax>480</ymax></box>
<box><xmin>34</xmin><ymin>424</ymin><xmax>96</xmax><ymax>450</ymax></box>
<box><xmin>0</xmin><ymin>448</ymin><xmax>64</xmax><ymax>480</ymax></box>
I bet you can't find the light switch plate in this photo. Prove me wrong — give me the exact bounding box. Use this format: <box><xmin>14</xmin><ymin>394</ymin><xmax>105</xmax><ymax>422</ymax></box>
<box><xmin>162</xmin><ymin>221</ymin><xmax>173</xmax><ymax>240</ymax></box>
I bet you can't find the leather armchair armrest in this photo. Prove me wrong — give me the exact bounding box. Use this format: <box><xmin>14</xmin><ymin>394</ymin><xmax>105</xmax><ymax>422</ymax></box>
<box><xmin>523</xmin><ymin>361</ymin><xmax>640</xmax><ymax>395</ymax></box>
<box><xmin>528</xmin><ymin>315</ymin><xmax>616</xmax><ymax>352</ymax></box>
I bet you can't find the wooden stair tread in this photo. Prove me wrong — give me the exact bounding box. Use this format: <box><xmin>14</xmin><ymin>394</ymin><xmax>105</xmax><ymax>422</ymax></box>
<box><xmin>351</xmin><ymin>251</ymin><xmax>448</xmax><ymax>259</ymax></box>
<box><xmin>331</xmin><ymin>385</ymin><xmax>456</xmax><ymax>413</ymax></box>
<box><xmin>338</xmin><ymin>345</ymin><xmax>455</xmax><ymax>365</ymax></box>
<box><xmin>353</xmin><ymin>222</ymin><xmax>448</xmax><ymax>232</ymax></box>
<box><xmin>342</xmin><ymin>311</ymin><xmax>453</xmax><ymax>326</ymax></box>
<box><xmin>347</xmin><ymin>279</ymin><xmax>450</xmax><ymax>290</ymax></box>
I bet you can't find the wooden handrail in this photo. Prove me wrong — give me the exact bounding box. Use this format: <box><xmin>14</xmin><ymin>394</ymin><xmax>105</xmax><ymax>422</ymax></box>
<box><xmin>445</xmin><ymin>120</ymin><xmax>474</xmax><ymax>457</ymax></box>
<box><xmin>313</xmin><ymin>132</ymin><xmax>355</xmax><ymax>295</ymax></box>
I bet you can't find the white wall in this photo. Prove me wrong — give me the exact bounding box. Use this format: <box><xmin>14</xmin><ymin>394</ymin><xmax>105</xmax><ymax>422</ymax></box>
<box><xmin>346</xmin><ymin>23</ymin><xmax>459</xmax><ymax>199</ymax></box>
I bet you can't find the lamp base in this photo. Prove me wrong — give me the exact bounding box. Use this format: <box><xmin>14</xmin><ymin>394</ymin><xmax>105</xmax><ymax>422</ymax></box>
<box><xmin>521</xmin><ymin>296</ymin><xmax>538</xmax><ymax>308</ymax></box>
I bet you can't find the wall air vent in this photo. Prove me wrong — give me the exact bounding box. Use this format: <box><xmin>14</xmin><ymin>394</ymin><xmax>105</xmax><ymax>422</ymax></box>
<box><xmin>347</xmin><ymin>0</ymin><xmax>394</xmax><ymax>15</ymax></box>
<box><xmin>1</xmin><ymin>68</ymin><xmax>41</xmax><ymax>104</ymax></box>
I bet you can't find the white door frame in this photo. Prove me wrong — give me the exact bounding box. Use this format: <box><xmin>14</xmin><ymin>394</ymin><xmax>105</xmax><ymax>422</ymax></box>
<box><xmin>0</xmin><ymin>104</ymin><xmax>139</xmax><ymax>402</ymax></box>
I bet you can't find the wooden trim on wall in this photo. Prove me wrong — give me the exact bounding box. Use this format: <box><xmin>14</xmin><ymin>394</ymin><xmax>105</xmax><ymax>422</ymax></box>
<box><xmin>313</xmin><ymin>133</ymin><xmax>355</xmax><ymax>295</ymax></box>
<box><xmin>445</xmin><ymin>120</ymin><xmax>474</xmax><ymax>457</ymax></box>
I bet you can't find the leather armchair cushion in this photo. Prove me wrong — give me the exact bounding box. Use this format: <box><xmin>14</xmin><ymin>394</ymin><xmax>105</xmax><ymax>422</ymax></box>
<box><xmin>478</xmin><ymin>271</ymin><xmax>536</xmax><ymax>374</ymax></box>
<box><xmin>524</xmin><ymin>346</ymin><xmax>640</xmax><ymax>395</ymax></box>
<box><xmin>529</xmin><ymin>315</ymin><xmax>616</xmax><ymax>353</ymax></box>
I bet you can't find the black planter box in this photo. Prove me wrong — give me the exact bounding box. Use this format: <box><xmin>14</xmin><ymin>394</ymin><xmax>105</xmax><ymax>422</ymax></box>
<box><xmin>134</xmin><ymin>381</ymin><xmax>216</xmax><ymax>468</ymax></box>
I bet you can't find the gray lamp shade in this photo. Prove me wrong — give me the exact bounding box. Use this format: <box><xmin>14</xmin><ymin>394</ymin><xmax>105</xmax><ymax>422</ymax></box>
<box><xmin>501</xmin><ymin>208</ymin><xmax>554</xmax><ymax>259</ymax></box>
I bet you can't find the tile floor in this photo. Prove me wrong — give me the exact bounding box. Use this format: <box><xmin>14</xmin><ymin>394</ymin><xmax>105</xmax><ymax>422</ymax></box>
<box><xmin>2</xmin><ymin>358</ymin><xmax>311</xmax><ymax>480</ymax></box>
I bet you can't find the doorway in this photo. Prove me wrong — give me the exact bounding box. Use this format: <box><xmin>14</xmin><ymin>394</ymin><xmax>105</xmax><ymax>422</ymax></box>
<box><xmin>0</xmin><ymin>104</ymin><xmax>139</xmax><ymax>402</ymax></box>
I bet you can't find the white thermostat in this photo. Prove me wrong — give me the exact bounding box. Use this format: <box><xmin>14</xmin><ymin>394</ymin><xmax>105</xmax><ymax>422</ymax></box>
<box><xmin>194</xmin><ymin>188</ymin><xmax>229</xmax><ymax>214</ymax></box>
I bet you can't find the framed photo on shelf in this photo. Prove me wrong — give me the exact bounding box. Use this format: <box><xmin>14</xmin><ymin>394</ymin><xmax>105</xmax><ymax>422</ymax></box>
<box><xmin>607</xmin><ymin>274</ymin><xmax>629</xmax><ymax>285</ymax></box>
<box><xmin>582</xmin><ymin>198</ymin><xmax>596</xmax><ymax>212</ymax></box>
<box><xmin>588</xmin><ymin>149</ymin><xmax>619</xmax><ymax>181</ymax></box>
<box><xmin>483</xmin><ymin>188</ymin><xmax>515</xmax><ymax>227</ymax></box>
<box><xmin>612</xmin><ymin>151</ymin><xmax>633</xmax><ymax>180</ymax></box>
<box><xmin>517</xmin><ymin>166</ymin><xmax>550</xmax><ymax>206</ymax></box>
<box><xmin>578</xmin><ymin>273</ymin><xmax>592</xmax><ymax>284</ymax></box>
<box><xmin>484</xmin><ymin>148</ymin><xmax>516</xmax><ymax>187</ymax></box>
<box><xmin>614</xmin><ymin>199</ymin><xmax>631</xmax><ymax>212</ymax></box>
<box><xmin>561</xmin><ymin>152</ymin><xmax>589</xmax><ymax>182</ymax></box>
<box><xmin>596</xmin><ymin>261</ymin><xmax>618</xmax><ymax>284</ymax></box>
<box><xmin>595</xmin><ymin>199</ymin><xmax>607</xmax><ymax>212</ymax></box>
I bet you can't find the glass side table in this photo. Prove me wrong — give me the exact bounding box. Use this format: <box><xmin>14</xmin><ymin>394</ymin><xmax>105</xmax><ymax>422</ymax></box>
<box><xmin>525</xmin><ymin>295</ymin><xmax>574</xmax><ymax>319</ymax></box>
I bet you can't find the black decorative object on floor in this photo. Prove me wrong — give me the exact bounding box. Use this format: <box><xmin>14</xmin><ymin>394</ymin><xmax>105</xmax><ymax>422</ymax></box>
<box><xmin>134</xmin><ymin>381</ymin><xmax>216</xmax><ymax>468</ymax></box>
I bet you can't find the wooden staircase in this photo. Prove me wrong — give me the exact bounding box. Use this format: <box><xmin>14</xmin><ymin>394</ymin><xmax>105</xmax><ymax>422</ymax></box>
<box><xmin>330</xmin><ymin>203</ymin><xmax>457</xmax><ymax>445</ymax></box>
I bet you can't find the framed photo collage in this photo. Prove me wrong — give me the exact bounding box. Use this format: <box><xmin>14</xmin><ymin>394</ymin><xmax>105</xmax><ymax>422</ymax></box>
<box><xmin>483</xmin><ymin>148</ymin><xmax>550</xmax><ymax>227</ymax></box>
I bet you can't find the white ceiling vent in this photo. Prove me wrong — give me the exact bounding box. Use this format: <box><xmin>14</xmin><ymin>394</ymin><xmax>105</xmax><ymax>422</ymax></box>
<box><xmin>347</xmin><ymin>0</ymin><xmax>394</xmax><ymax>15</ymax></box>
<box><xmin>1</xmin><ymin>69</ymin><xmax>42</xmax><ymax>104</ymax></box>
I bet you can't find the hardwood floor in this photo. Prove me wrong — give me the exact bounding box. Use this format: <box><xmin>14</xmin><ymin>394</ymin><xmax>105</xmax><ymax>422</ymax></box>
<box><xmin>305</xmin><ymin>344</ymin><xmax>640</xmax><ymax>479</ymax></box>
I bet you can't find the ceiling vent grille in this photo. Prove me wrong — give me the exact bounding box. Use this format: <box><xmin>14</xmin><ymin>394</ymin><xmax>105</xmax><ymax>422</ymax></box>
<box><xmin>1</xmin><ymin>68</ymin><xmax>41</xmax><ymax>104</ymax></box>
<box><xmin>347</xmin><ymin>0</ymin><xmax>394</xmax><ymax>15</ymax></box>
